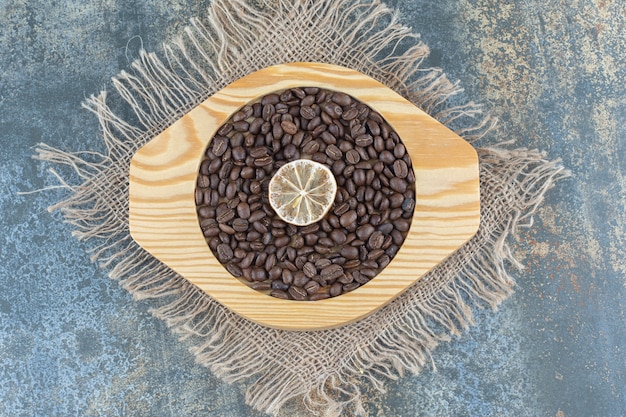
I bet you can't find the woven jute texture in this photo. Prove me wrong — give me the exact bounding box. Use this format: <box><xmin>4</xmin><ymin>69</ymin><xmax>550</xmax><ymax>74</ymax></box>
<box><xmin>36</xmin><ymin>1</ymin><xmax>568</xmax><ymax>415</ymax></box>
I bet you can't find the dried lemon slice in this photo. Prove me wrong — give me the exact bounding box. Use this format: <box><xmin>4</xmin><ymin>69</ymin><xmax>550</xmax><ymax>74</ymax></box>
<box><xmin>268</xmin><ymin>160</ymin><xmax>337</xmax><ymax>226</ymax></box>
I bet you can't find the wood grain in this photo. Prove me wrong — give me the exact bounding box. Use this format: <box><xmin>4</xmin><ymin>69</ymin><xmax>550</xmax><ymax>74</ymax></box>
<box><xmin>129</xmin><ymin>62</ymin><xmax>480</xmax><ymax>331</ymax></box>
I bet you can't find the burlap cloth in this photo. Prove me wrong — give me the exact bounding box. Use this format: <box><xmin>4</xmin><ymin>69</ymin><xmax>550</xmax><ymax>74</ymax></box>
<box><xmin>36</xmin><ymin>1</ymin><xmax>568</xmax><ymax>415</ymax></box>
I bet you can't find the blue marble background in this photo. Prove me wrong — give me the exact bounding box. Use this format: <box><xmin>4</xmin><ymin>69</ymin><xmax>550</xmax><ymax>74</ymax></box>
<box><xmin>1</xmin><ymin>0</ymin><xmax>624</xmax><ymax>416</ymax></box>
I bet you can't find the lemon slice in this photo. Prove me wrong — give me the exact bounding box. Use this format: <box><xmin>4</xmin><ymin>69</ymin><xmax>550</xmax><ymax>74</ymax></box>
<box><xmin>268</xmin><ymin>160</ymin><xmax>337</xmax><ymax>226</ymax></box>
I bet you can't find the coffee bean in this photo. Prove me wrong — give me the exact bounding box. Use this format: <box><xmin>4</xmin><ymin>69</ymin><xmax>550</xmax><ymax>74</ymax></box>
<box><xmin>302</xmin><ymin>140</ymin><xmax>320</xmax><ymax>154</ymax></box>
<box><xmin>344</xmin><ymin>259</ymin><xmax>361</xmax><ymax>269</ymax></box>
<box><xmin>309</xmin><ymin>293</ymin><xmax>330</xmax><ymax>301</ymax></box>
<box><xmin>356</xmin><ymin>224</ymin><xmax>375</xmax><ymax>241</ymax></box>
<box><xmin>303</xmin><ymin>262</ymin><xmax>317</xmax><ymax>278</ymax></box>
<box><xmin>298</xmin><ymin>105</ymin><xmax>315</xmax><ymax>120</ymax></box>
<box><xmin>225</xmin><ymin>262</ymin><xmax>242</xmax><ymax>277</ymax></box>
<box><xmin>339</xmin><ymin>210</ymin><xmax>357</xmax><ymax>228</ymax></box>
<box><xmin>340</xmin><ymin>246</ymin><xmax>359</xmax><ymax>260</ymax></box>
<box><xmin>325</xmin><ymin>144</ymin><xmax>342</xmax><ymax>160</ymax></box>
<box><xmin>283</xmin><ymin>144</ymin><xmax>298</xmax><ymax>159</ymax></box>
<box><xmin>292</xmin><ymin>272</ymin><xmax>309</xmax><ymax>287</ymax></box>
<box><xmin>393</xmin><ymin>159</ymin><xmax>409</xmax><ymax>178</ymax></box>
<box><xmin>345</xmin><ymin>149</ymin><xmax>360</xmax><ymax>165</ymax></box>
<box><xmin>252</xmin><ymin>281</ymin><xmax>272</xmax><ymax>291</ymax></box>
<box><xmin>278</xmin><ymin>269</ymin><xmax>293</xmax><ymax>285</ymax></box>
<box><xmin>353</xmin><ymin>169</ymin><xmax>366</xmax><ymax>186</ymax></box>
<box><xmin>389</xmin><ymin>177</ymin><xmax>408</xmax><ymax>193</ymax></box>
<box><xmin>355</xmin><ymin>134</ymin><xmax>373</xmax><ymax>147</ymax></box>
<box><xmin>273</xmin><ymin>235</ymin><xmax>290</xmax><ymax>248</ymax></box>
<box><xmin>343</xmin><ymin>282</ymin><xmax>360</xmax><ymax>292</ymax></box>
<box><xmin>323</xmin><ymin>102</ymin><xmax>343</xmax><ymax>118</ymax></box>
<box><xmin>329</xmin><ymin>282</ymin><xmax>343</xmax><ymax>297</ymax></box>
<box><xmin>393</xmin><ymin>218</ymin><xmax>411</xmax><ymax>232</ymax></box>
<box><xmin>216</xmin><ymin>244</ymin><xmax>233</xmax><ymax>262</ymax></box>
<box><xmin>368</xmin><ymin>231</ymin><xmax>384</xmax><ymax>250</ymax></box>
<box><xmin>304</xmin><ymin>280</ymin><xmax>320</xmax><ymax>294</ymax></box>
<box><xmin>217</xmin><ymin>209</ymin><xmax>235</xmax><ymax>224</ymax></box>
<box><xmin>280</xmin><ymin>120</ymin><xmax>298</xmax><ymax>135</ymax></box>
<box><xmin>341</xmin><ymin>107</ymin><xmax>359</xmax><ymax>121</ymax></box>
<box><xmin>270</xmin><ymin>289</ymin><xmax>289</xmax><ymax>299</ymax></box>
<box><xmin>352</xmin><ymin>271</ymin><xmax>369</xmax><ymax>285</ymax></box>
<box><xmin>211</xmin><ymin>136</ymin><xmax>228</xmax><ymax>157</ymax></box>
<box><xmin>320</xmin><ymin>264</ymin><xmax>343</xmax><ymax>281</ymax></box>
<box><xmin>288</xmin><ymin>286</ymin><xmax>308</xmax><ymax>301</ymax></box>
<box><xmin>333</xmin><ymin>202</ymin><xmax>350</xmax><ymax>216</ymax></box>
<box><xmin>330</xmin><ymin>229</ymin><xmax>347</xmax><ymax>244</ymax></box>
<box><xmin>360</xmin><ymin>268</ymin><xmax>377</xmax><ymax>279</ymax></box>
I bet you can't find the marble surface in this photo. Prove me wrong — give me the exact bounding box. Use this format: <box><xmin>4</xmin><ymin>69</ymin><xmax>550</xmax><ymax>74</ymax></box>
<box><xmin>0</xmin><ymin>1</ymin><xmax>624</xmax><ymax>416</ymax></box>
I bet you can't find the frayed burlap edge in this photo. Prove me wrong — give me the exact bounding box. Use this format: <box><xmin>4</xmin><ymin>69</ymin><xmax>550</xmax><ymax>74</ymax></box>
<box><xmin>34</xmin><ymin>1</ymin><xmax>569</xmax><ymax>415</ymax></box>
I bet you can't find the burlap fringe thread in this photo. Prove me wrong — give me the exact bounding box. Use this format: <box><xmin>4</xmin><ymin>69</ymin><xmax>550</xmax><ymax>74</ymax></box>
<box><xmin>34</xmin><ymin>1</ymin><xmax>569</xmax><ymax>415</ymax></box>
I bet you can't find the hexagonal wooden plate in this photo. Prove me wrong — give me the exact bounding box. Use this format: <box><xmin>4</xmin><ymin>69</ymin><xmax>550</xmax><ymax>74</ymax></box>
<box><xmin>129</xmin><ymin>62</ymin><xmax>479</xmax><ymax>331</ymax></box>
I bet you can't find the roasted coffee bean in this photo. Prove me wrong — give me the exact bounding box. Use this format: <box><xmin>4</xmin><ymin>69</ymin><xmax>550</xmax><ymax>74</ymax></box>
<box><xmin>270</xmin><ymin>289</ymin><xmax>289</xmax><ymax>299</ymax></box>
<box><xmin>323</xmin><ymin>102</ymin><xmax>343</xmax><ymax>118</ymax></box>
<box><xmin>389</xmin><ymin>177</ymin><xmax>408</xmax><ymax>193</ymax></box>
<box><xmin>339</xmin><ymin>210</ymin><xmax>357</xmax><ymax>228</ymax></box>
<box><xmin>330</xmin><ymin>229</ymin><xmax>347</xmax><ymax>244</ymax></box>
<box><xmin>344</xmin><ymin>259</ymin><xmax>361</xmax><ymax>269</ymax></box>
<box><xmin>360</xmin><ymin>268</ymin><xmax>377</xmax><ymax>278</ymax></box>
<box><xmin>329</xmin><ymin>282</ymin><xmax>343</xmax><ymax>297</ymax></box>
<box><xmin>288</xmin><ymin>286</ymin><xmax>308</xmax><ymax>301</ymax></box>
<box><xmin>351</xmin><ymin>271</ymin><xmax>368</xmax><ymax>285</ymax></box>
<box><xmin>325</xmin><ymin>144</ymin><xmax>342</xmax><ymax>160</ymax></box>
<box><xmin>249</xmin><ymin>268</ymin><xmax>267</xmax><ymax>282</ymax></box>
<box><xmin>289</xmin><ymin>234</ymin><xmax>304</xmax><ymax>249</ymax></box>
<box><xmin>379</xmin><ymin>150</ymin><xmax>395</xmax><ymax>165</ymax></box>
<box><xmin>219</xmin><ymin>224</ymin><xmax>235</xmax><ymax>235</ymax></box>
<box><xmin>355</xmin><ymin>134</ymin><xmax>373</xmax><ymax>147</ymax></box>
<box><xmin>280</xmin><ymin>120</ymin><xmax>298</xmax><ymax>135</ymax></box>
<box><xmin>341</xmin><ymin>107</ymin><xmax>359</xmax><ymax>121</ymax></box>
<box><xmin>377</xmin><ymin>223</ymin><xmax>394</xmax><ymax>234</ymax></box>
<box><xmin>333</xmin><ymin>202</ymin><xmax>350</xmax><ymax>216</ymax></box>
<box><xmin>302</xmin><ymin>140</ymin><xmax>320</xmax><ymax>154</ymax></box>
<box><xmin>237</xmin><ymin>202</ymin><xmax>251</xmax><ymax>219</ymax></box>
<box><xmin>320</xmin><ymin>264</ymin><xmax>344</xmax><ymax>281</ymax></box>
<box><xmin>378</xmin><ymin>254</ymin><xmax>391</xmax><ymax>269</ymax></box>
<box><xmin>216</xmin><ymin>244</ymin><xmax>233</xmax><ymax>262</ymax></box>
<box><xmin>212</xmin><ymin>136</ymin><xmax>229</xmax><ymax>156</ymax></box>
<box><xmin>345</xmin><ymin>149</ymin><xmax>360</xmax><ymax>164</ymax></box>
<box><xmin>393</xmin><ymin>159</ymin><xmax>409</xmax><ymax>178</ymax></box>
<box><xmin>248</xmin><ymin>210</ymin><xmax>266</xmax><ymax>223</ymax></box>
<box><xmin>368</xmin><ymin>231</ymin><xmax>384</xmax><ymax>250</ymax></box>
<box><xmin>342</xmin><ymin>282</ymin><xmax>360</xmax><ymax>292</ymax></box>
<box><xmin>304</xmin><ymin>280</ymin><xmax>320</xmax><ymax>294</ymax></box>
<box><xmin>402</xmin><ymin>198</ymin><xmax>415</xmax><ymax>212</ymax></box>
<box><xmin>394</xmin><ymin>143</ymin><xmax>406</xmax><ymax>158</ymax></box>
<box><xmin>356</xmin><ymin>224</ymin><xmax>375</xmax><ymax>240</ymax></box>
<box><xmin>252</xmin><ymin>281</ymin><xmax>272</xmax><ymax>291</ymax></box>
<box><xmin>226</xmin><ymin>263</ymin><xmax>243</xmax><ymax>277</ymax></box>
<box><xmin>283</xmin><ymin>144</ymin><xmax>298</xmax><ymax>159</ymax></box>
<box><xmin>217</xmin><ymin>209</ymin><xmax>235</xmax><ymax>224</ymax></box>
<box><xmin>292</xmin><ymin>272</ymin><xmax>309</xmax><ymax>287</ymax></box>
<box><xmin>309</xmin><ymin>292</ymin><xmax>330</xmax><ymax>301</ymax></box>
<box><xmin>340</xmin><ymin>246</ymin><xmax>359</xmax><ymax>260</ymax></box>
<box><xmin>393</xmin><ymin>218</ymin><xmax>411</xmax><ymax>232</ymax></box>
<box><xmin>280</xmin><ymin>269</ymin><xmax>294</xmax><ymax>285</ymax></box>
<box><xmin>299</xmin><ymin>105</ymin><xmax>317</xmax><ymax>120</ymax></box>
<box><xmin>303</xmin><ymin>262</ymin><xmax>317</xmax><ymax>278</ymax></box>
<box><xmin>353</xmin><ymin>169</ymin><xmax>366</xmax><ymax>186</ymax></box>
<box><xmin>390</xmin><ymin>208</ymin><xmax>404</xmax><ymax>221</ymax></box>
<box><xmin>330</xmin><ymin>92</ymin><xmax>351</xmax><ymax>106</ymax></box>
<box><xmin>274</xmin><ymin>235</ymin><xmax>290</xmax><ymax>248</ymax></box>
<box><xmin>315</xmin><ymin>259</ymin><xmax>333</xmax><ymax>270</ymax></box>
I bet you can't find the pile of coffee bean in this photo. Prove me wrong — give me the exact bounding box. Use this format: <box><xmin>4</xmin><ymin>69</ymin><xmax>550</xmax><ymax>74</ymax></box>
<box><xmin>195</xmin><ymin>87</ymin><xmax>415</xmax><ymax>301</ymax></box>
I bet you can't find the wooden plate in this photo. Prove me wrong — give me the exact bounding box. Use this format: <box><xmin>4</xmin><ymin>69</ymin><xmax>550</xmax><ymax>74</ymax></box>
<box><xmin>129</xmin><ymin>62</ymin><xmax>480</xmax><ymax>331</ymax></box>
